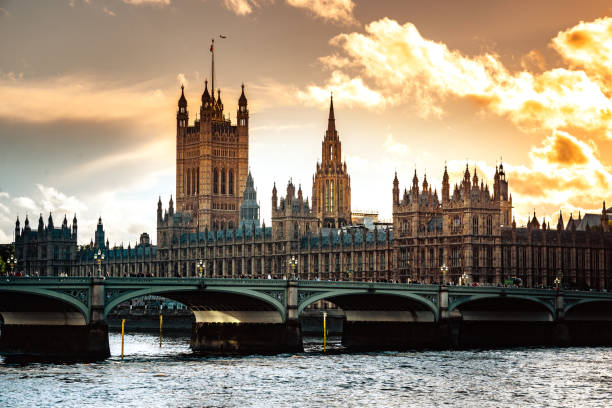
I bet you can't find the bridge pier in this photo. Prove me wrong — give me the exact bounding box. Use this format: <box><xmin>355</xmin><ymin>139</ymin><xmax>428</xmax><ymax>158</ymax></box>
<box><xmin>190</xmin><ymin>281</ymin><xmax>303</xmax><ymax>354</ymax></box>
<box><xmin>0</xmin><ymin>277</ymin><xmax>110</xmax><ymax>361</ymax></box>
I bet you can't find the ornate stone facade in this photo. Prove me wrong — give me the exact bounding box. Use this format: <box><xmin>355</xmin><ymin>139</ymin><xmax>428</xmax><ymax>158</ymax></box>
<box><xmin>175</xmin><ymin>72</ymin><xmax>249</xmax><ymax>230</ymax></box>
<box><xmin>393</xmin><ymin>165</ymin><xmax>511</xmax><ymax>284</ymax></box>
<box><xmin>312</xmin><ymin>96</ymin><xmax>351</xmax><ymax>228</ymax></box>
<box><xmin>13</xmin><ymin>213</ymin><xmax>77</xmax><ymax>276</ymax></box>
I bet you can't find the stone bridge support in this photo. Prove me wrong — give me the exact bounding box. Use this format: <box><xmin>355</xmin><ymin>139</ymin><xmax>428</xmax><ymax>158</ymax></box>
<box><xmin>0</xmin><ymin>278</ymin><xmax>110</xmax><ymax>361</ymax></box>
<box><xmin>190</xmin><ymin>281</ymin><xmax>302</xmax><ymax>354</ymax></box>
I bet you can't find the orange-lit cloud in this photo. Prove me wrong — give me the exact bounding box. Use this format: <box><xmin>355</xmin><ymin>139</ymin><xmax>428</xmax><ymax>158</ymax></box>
<box><xmin>302</xmin><ymin>17</ymin><xmax>612</xmax><ymax>136</ymax></box>
<box><xmin>221</xmin><ymin>0</ymin><xmax>357</xmax><ymax>24</ymax></box>
<box><xmin>122</xmin><ymin>0</ymin><xmax>171</xmax><ymax>5</ymax></box>
<box><xmin>507</xmin><ymin>130</ymin><xmax>611</xmax><ymax>222</ymax></box>
<box><xmin>223</xmin><ymin>0</ymin><xmax>257</xmax><ymax>16</ymax></box>
<box><xmin>297</xmin><ymin>71</ymin><xmax>385</xmax><ymax>108</ymax></box>
<box><xmin>552</xmin><ymin>17</ymin><xmax>612</xmax><ymax>94</ymax></box>
<box><xmin>286</xmin><ymin>0</ymin><xmax>357</xmax><ymax>25</ymax></box>
<box><xmin>0</xmin><ymin>75</ymin><xmax>174</xmax><ymax>129</ymax></box>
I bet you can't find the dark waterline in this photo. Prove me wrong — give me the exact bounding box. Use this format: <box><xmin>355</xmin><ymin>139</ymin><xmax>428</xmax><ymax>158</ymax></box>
<box><xmin>1</xmin><ymin>332</ymin><xmax>611</xmax><ymax>407</ymax></box>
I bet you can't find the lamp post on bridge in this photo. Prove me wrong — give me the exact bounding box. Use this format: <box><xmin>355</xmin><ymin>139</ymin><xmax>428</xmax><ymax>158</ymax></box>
<box><xmin>554</xmin><ymin>274</ymin><xmax>562</xmax><ymax>290</ymax></box>
<box><xmin>440</xmin><ymin>264</ymin><xmax>449</xmax><ymax>285</ymax></box>
<box><xmin>289</xmin><ymin>255</ymin><xmax>298</xmax><ymax>280</ymax></box>
<box><xmin>198</xmin><ymin>259</ymin><xmax>206</xmax><ymax>278</ymax></box>
<box><xmin>460</xmin><ymin>272</ymin><xmax>469</xmax><ymax>286</ymax></box>
<box><xmin>93</xmin><ymin>249</ymin><xmax>105</xmax><ymax>278</ymax></box>
<box><xmin>8</xmin><ymin>254</ymin><xmax>16</xmax><ymax>276</ymax></box>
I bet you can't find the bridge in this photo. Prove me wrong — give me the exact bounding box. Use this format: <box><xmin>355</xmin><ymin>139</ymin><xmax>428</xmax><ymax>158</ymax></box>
<box><xmin>1</xmin><ymin>277</ymin><xmax>611</xmax><ymax>360</ymax></box>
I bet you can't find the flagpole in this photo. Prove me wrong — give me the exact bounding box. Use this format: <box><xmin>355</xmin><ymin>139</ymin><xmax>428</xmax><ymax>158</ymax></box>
<box><xmin>211</xmin><ymin>38</ymin><xmax>215</xmax><ymax>98</ymax></box>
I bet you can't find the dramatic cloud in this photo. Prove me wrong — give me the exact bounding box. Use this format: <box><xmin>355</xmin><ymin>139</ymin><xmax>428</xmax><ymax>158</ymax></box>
<box><xmin>552</xmin><ymin>17</ymin><xmax>612</xmax><ymax>94</ymax></box>
<box><xmin>302</xmin><ymin>17</ymin><xmax>612</xmax><ymax>136</ymax></box>
<box><xmin>508</xmin><ymin>130</ymin><xmax>611</xmax><ymax>221</ymax></box>
<box><xmin>221</xmin><ymin>0</ymin><xmax>357</xmax><ymax>24</ymax></box>
<box><xmin>122</xmin><ymin>0</ymin><xmax>171</xmax><ymax>5</ymax></box>
<box><xmin>286</xmin><ymin>0</ymin><xmax>357</xmax><ymax>25</ymax></box>
<box><xmin>297</xmin><ymin>71</ymin><xmax>384</xmax><ymax>108</ymax></box>
<box><xmin>223</xmin><ymin>0</ymin><xmax>257</xmax><ymax>16</ymax></box>
<box><xmin>0</xmin><ymin>75</ymin><xmax>175</xmax><ymax>130</ymax></box>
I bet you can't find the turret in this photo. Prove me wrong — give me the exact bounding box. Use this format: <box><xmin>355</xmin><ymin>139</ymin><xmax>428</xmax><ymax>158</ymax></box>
<box><xmin>442</xmin><ymin>164</ymin><xmax>450</xmax><ymax>203</ymax></box>
<box><xmin>200</xmin><ymin>80</ymin><xmax>212</xmax><ymax>122</ymax></box>
<box><xmin>472</xmin><ymin>167</ymin><xmax>478</xmax><ymax>187</ymax></box>
<box><xmin>272</xmin><ymin>182</ymin><xmax>278</xmax><ymax>211</ymax></box>
<box><xmin>393</xmin><ymin>172</ymin><xmax>399</xmax><ymax>205</ymax></box>
<box><xmin>602</xmin><ymin>201</ymin><xmax>610</xmax><ymax>232</ymax></box>
<box><xmin>557</xmin><ymin>210</ymin><xmax>564</xmax><ymax>231</ymax></box>
<box><xmin>238</xmin><ymin>83</ymin><xmax>248</xmax><ymax>127</ymax></box>
<box><xmin>72</xmin><ymin>214</ymin><xmax>78</xmax><ymax>236</ymax></box>
<box><xmin>15</xmin><ymin>216</ymin><xmax>20</xmax><ymax>239</ymax></box>
<box><xmin>24</xmin><ymin>214</ymin><xmax>30</xmax><ymax>231</ymax></box>
<box><xmin>169</xmin><ymin>195</ymin><xmax>174</xmax><ymax>216</ymax></box>
<box><xmin>62</xmin><ymin>214</ymin><xmax>68</xmax><ymax>229</ymax></box>
<box><xmin>157</xmin><ymin>196</ymin><xmax>163</xmax><ymax>222</ymax></box>
<box><xmin>422</xmin><ymin>173</ymin><xmax>428</xmax><ymax>192</ymax></box>
<box><xmin>177</xmin><ymin>84</ymin><xmax>188</xmax><ymax>128</ymax></box>
<box><xmin>48</xmin><ymin>212</ymin><xmax>54</xmax><ymax>229</ymax></box>
<box><xmin>412</xmin><ymin>170</ymin><xmax>419</xmax><ymax>194</ymax></box>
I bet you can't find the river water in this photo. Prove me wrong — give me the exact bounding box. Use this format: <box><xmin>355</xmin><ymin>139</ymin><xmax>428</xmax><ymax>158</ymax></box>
<box><xmin>0</xmin><ymin>332</ymin><xmax>611</xmax><ymax>407</ymax></box>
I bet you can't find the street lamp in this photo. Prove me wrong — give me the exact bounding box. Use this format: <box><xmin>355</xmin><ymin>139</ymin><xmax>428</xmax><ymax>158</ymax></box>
<box><xmin>347</xmin><ymin>268</ymin><xmax>353</xmax><ymax>281</ymax></box>
<box><xmin>461</xmin><ymin>272</ymin><xmax>469</xmax><ymax>286</ymax></box>
<box><xmin>553</xmin><ymin>274</ymin><xmax>561</xmax><ymax>290</ymax></box>
<box><xmin>93</xmin><ymin>249</ymin><xmax>105</xmax><ymax>277</ymax></box>
<box><xmin>198</xmin><ymin>259</ymin><xmax>205</xmax><ymax>278</ymax></box>
<box><xmin>289</xmin><ymin>255</ymin><xmax>298</xmax><ymax>280</ymax></box>
<box><xmin>440</xmin><ymin>264</ymin><xmax>449</xmax><ymax>285</ymax></box>
<box><xmin>8</xmin><ymin>254</ymin><xmax>16</xmax><ymax>275</ymax></box>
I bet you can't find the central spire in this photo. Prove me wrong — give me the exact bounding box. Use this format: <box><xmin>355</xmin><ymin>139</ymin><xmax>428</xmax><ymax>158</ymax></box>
<box><xmin>327</xmin><ymin>94</ymin><xmax>335</xmax><ymax>133</ymax></box>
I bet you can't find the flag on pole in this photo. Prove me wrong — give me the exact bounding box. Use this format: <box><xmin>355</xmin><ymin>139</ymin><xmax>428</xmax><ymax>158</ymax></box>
<box><xmin>210</xmin><ymin>43</ymin><xmax>213</xmax><ymax>52</ymax></box>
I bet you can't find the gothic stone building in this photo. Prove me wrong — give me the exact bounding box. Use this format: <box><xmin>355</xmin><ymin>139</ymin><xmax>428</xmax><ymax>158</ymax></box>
<box><xmin>175</xmin><ymin>78</ymin><xmax>249</xmax><ymax>230</ymax></box>
<box><xmin>13</xmin><ymin>213</ymin><xmax>78</xmax><ymax>276</ymax></box>
<box><xmin>393</xmin><ymin>164</ymin><xmax>511</xmax><ymax>284</ymax></box>
<box><xmin>312</xmin><ymin>96</ymin><xmax>351</xmax><ymax>228</ymax></box>
<box><xmin>392</xmin><ymin>164</ymin><xmax>612</xmax><ymax>289</ymax></box>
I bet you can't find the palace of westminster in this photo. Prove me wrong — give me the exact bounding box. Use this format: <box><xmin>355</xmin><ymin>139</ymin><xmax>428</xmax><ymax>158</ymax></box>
<box><xmin>11</xmin><ymin>61</ymin><xmax>612</xmax><ymax>290</ymax></box>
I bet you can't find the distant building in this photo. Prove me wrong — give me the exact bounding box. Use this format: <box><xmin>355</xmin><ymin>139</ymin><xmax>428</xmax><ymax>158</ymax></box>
<box><xmin>351</xmin><ymin>210</ymin><xmax>379</xmax><ymax>229</ymax></box>
<box><xmin>239</xmin><ymin>171</ymin><xmax>260</xmax><ymax>230</ymax></box>
<box><xmin>13</xmin><ymin>213</ymin><xmax>77</xmax><ymax>276</ymax></box>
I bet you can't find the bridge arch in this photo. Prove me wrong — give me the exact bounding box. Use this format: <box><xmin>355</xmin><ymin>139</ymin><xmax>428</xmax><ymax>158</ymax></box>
<box><xmin>0</xmin><ymin>287</ymin><xmax>90</xmax><ymax>325</ymax></box>
<box><xmin>449</xmin><ymin>294</ymin><xmax>556</xmax><ymax>320</ymax></box>
<box><xmin>298</xmin><ymin>289</ymin><xmax>439</xmax><ymax>322</ymax></box>
<box><xmin>104</xmin><ymin>286</ymin><xmax>286</xmax><ymax>322</ymax></box>
<box><xmin>564</xmin><ymin>298</ymin><xmax>612</xmax><ymax>318</ymax></box>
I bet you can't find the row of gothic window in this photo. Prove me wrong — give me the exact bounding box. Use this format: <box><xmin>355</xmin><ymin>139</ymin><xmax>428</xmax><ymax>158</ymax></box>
<box><xmin>185</xmin><ymin>168</ymin><xmax>199</xmax><ymax>196</ymax></box>
<box><xmin>323</xmin><ymin>180</ymin><xmax>343</xmax><ymax>213</ymax></box>
<box><xmin>213</xmin><ymin>168</ymin><xmax>235</xmax><ymax>196</ymax></box>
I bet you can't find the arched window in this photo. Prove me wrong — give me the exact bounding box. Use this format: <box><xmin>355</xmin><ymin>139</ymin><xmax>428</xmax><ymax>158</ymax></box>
<box><xmin>221</xmin><ymin>169</ymin><xmax>226</xmax><ymax>194</ymax></box>
<box><xmin>213</xmin><ymin>169</ymin><xmax>219</xmax><ymax>194</ymax></box>
<box><xmin>229</xmin><ymin>221</ymin><xmax>234</xmax><ymax>229</ymax></box>
<box><xmin>197</xmin><ymin>168</ymin><xmax>200</xmax><ymax>194</ymax></box>
<box><xmin>325</xmin><ymin>180</ymin><xmax>329</xmax><ymax>212</ymax></box>
<box><xmin>186</xmin><ymin>169</ymin><xmax>191</xmax><ymax>195</ymax></box>
<box><xmin>472</xmin><ymin>216</ymin><xmax>479</xmax><ymax>235</ymax></box>
<box><xmin>229</xmin><ymin>169</ymin><xmax>234</xmax><ymax>196</ymax></box>
<box><xmin>192</xmin><ymin>168</ymin><xmax>196</xmax><ymax>196</ymax></box>
<box><xmin>294</xmin><ymin>222</ymin><xmax>299</xmax><ymax>239</ymax></box>
<box><xmin>453</xmin><ymin>216</ymin><xmax>461</xmax><ymax>234</ymax></box>
<box><xmin>338</xmin><ymin>181</ymin><xmax>343</xmax><ymax>210</ymax></box>
<box><xmin>330</xmin><ymin>180</ymin><xmax>334</xmax><ymax>211</ymax></box>
<box><xmin>487</xmin><ymin>216</ymin><xmax>492</xmax><ymax>235</ymax></box>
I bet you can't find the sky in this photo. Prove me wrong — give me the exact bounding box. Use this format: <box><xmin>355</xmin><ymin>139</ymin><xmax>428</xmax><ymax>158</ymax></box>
<box><xmin>1</xmin><ymin>0</ymin><xmax>612</xmax><ymax>245</ymax></box>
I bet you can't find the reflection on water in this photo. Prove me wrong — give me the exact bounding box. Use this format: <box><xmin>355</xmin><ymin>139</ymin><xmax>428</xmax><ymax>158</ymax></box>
<box><xmin>1</xmin><ymin>332</ymin><xmax>611</xmax><ymax>407</ymax></box>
